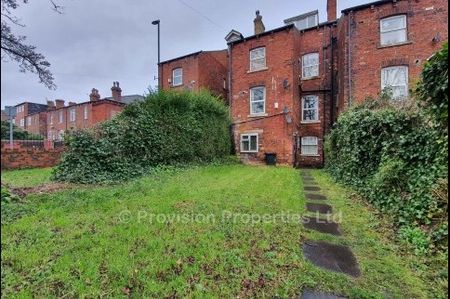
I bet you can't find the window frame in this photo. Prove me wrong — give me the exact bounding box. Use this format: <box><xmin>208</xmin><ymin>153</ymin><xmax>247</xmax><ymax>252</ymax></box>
<box><xmin>84</xmin><ymin>105</ymin><xmax>88</xmax><ymax>120</ymax></box>
<box><xmin>59</xmin><ymin>110</ymin><xmax>64</xmax><ymax>123</ymax></box>
<box><xmin>26</xmin><ymin>116</ymin><xmax>31</xmax><ymax>126</ymax></box>
<box><xmin>301</xmin><ymin>136</ymin><xmax>319</xmax><ymax>156</ymax></box>
<box><xmin>20</xmin><ymin>118</ymin><xmax>24</xmax><ymax>127</ymax></box>
<box><xmin>172</xmin><ymin>68</ymin><xmax>183</xmax><ymax>86</ymax></box>
<box><xmin>302</xmin><ymin>52</ymin><xmax>320</xmax><ymax>79</ymax></box>
<box><xmin>380</xmin><ymin>14</ymin><xmax>407</xmax><ymax>46</ymax></box>
<box><xmin>240</xmin><ymin>133</ymin><xmax>259</xmax><ymax>153</ymax></box>
<box><xmin>69</xmin><ymin>108</ymin><xmax>76</xmax><ymax>122</ymax></box>
<box><xmin>381</xmin><ymin>65</ymin><xmax>409</xmax><ymax>100</ymax></box>
<box><xmin>301</xmin><ymin>95</ymin><xmax>319</xmax><ymax>122</ymax></box>
<box><xmin>249</xmin><ymin>47</ymin><xmax>267</xmax><ymax>72</ymax></box>
<box><xmin>249</xmin><ymin>86</ymin><xmax>266</xmax><ymax>115</ymax></box>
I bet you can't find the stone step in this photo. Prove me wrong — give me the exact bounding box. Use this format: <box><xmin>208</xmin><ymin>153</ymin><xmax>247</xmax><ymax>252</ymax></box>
<box><xmin>302</xmin><ymin>216</ymin><xmax>341</xmax><ymax>236</ymax></box>
<box><xmin>306</xmin><ymin>203</ymin><xmax>333</xmax><ymax>214</ymax></box>
<box><xmin>305</xmin><ymin>194</ymin><xmax>328</xmax><ymax>201</ymax></box>
<box><xmin>302</xmin><ymin>240</ymin><xmax>361</xmax><ymax>277</ymax></box>
<box><xmin>304</xmin><ymin>186</ymin><xmax>321</xmax><ymax>192</ymax></box>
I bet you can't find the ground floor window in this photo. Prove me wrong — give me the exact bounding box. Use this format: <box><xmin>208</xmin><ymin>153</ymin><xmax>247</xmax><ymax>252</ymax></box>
<box><xmin>240</xmin><ymin>133</ymin><xmax>258</xmax><ymax>153</ymax></box>
<box><xmin>301</xmin><ymin>136</ymin><xmax>318</xmax><ymax>156</ymax></box>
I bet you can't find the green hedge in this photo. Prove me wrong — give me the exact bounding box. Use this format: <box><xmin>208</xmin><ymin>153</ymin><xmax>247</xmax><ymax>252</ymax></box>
<box><xmin>325</xmin><ymin>44</ymin><xmax>448</xmax><ymax>253</ymax></box>
<box><xmin>52</xmin><ymin>90</ymin><xmax>231</xmax><ymax>183</ymax></box>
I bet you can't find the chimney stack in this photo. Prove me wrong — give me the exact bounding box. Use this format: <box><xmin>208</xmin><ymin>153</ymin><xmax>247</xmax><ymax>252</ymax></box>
<box><xmin>47</xmin><ymin>100</ymin><xmax>55</xmax><ymax>110</ymax></box>
<box><xmin>55</xmin><ymin>99</ymin><xmax>65</xmax><ymax>109</ymax></box>
<box><xmin>254</xmin><ymin>10</ymin><xmax>265</xmax><ymax>35</ymax></box>
<box><xmin>90</xmin><ymin>88</ymin><xmax>100</xmax><ymax>101</ymax></box>
<box><xmin>68</xmin><ymin>101</ymin><xmax>76</xmax><ymax>106</ymax></box>
<box><xmin>327</xmin><ymin>0</ymin><xmax>337</xmax><ymax>22</ymax></box>
<box><xmin>111</xmin><ymin>81</ymin><xmax>122</xmax><ymax>101</ymax></box>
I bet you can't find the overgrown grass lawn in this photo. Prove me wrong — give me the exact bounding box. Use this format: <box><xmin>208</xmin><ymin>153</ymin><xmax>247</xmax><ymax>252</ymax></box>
<box><xmin>1</xmin><ymin>165</ymin><xmax>431</xmax><ymax>298</ymax></box>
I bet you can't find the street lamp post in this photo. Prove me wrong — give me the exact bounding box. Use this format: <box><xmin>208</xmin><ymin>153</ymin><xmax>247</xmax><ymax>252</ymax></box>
<box><xmin>152</xmin><ymin>19</ymin><xmax>161</xmax><ymax>90</ymax></box>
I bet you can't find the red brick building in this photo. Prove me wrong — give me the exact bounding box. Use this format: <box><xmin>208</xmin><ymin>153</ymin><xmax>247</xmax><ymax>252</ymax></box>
<box><xmin>46</xmin><ymin>83</ymin><xmax>144</xmax><ymax>140</ymax></box>
<box><xmin>13</xmin><ymin>102</ymin><xmax>48</xmax><ymax>137</ymax></box>
<box><xmin>158</xmin><ymin>50</ymin><xmax>228</xmax><ymax>100</ymax></box>
<box><xmin>337</xmin><ymin>0</ymin><xmax>448</xmax><ymax>111</ymax></box>
<box><xmin>158</xmin><ymin>0</ymin><xmax>448</xmax><ymax>167</ymax></box>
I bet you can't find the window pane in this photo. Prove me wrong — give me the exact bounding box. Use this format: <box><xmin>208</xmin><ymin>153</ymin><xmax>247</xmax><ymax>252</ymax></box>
<box><xmin>251</xmin><ymin>101</ymin><xmax>264</xmax><ymax>114</ymax></box>
<box><xmin>381</xmin><ymin>29</ymin><xmax>407</xmax><ymax>45</ymax></box>
<box><xmin>302</xmin><ymin>145</ymin><xmax>318</xmax><ymax>155</ymax></box>
<box><xmin>250</xmin><ymin>135</ymin><xmax>258</xmax><ymax>151</ymax></box>
<box><xmin>381</xmin><ymin>66</ymin><xmax>408</xmax><ymax>99</ymax></box>
<box><xmin>241</xmin><ymin>140</ymin><xmax>249</xmax><ymax>151</ymax></box>
<box><xmin>381</xmin><ymin>16</ymin><xmax>406</xmax><ymax>32</ymax></box>
<box><xmin>251</xmin><ymin>58</ymin><xmax>266</xmax><ymax>71</ymax></box>
<box><xmin>303</xmin><ymin>97</ymin><xmax>317</xmax><ymax>109</ymax></box>
<box><xmin>302</xmin><ymin>137</ymin><xmax>318</xmax><ymax>145</ymax></box>
<box><xmin>250</xmin><ymin>48</ymin><xmax>265</xmax><ymax>59</ymax></box>
<box><xmin>296</xmin><ymin>18</ymin><xmax>307</xmax><ymax>30</ymax></box>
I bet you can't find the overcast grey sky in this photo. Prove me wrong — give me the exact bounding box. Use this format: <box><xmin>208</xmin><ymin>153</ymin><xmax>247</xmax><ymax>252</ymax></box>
<box><xmin>1</xmin><ymin>0</ymin><xmax>371</xmax><ymax>108</ymax></box>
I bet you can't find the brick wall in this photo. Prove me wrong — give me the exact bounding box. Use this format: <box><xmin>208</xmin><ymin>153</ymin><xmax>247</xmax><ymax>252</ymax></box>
<box><xmin>1</xmin><ymin>147</ymin><xmax>64</xmax><ymax>169</ymax></box>
<box><xmin>338</xmin><ymin>0</ymin><xmax>448</xmax><ymax>108</ymax></box>
<box><xmin>230</xmin><ymin>27</ymin><xmax>298</xmax><ymax>165</ymax></box>
<box><xmin>159</xmin><ymin>50</ymin><xmax>228</xmax><ymax>99</ymax></box>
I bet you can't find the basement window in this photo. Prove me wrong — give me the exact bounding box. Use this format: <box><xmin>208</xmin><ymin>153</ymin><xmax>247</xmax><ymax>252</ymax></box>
<box><xmin>301</xmin><ymin>136</ymin><xmax>319</xmax><ymax>156</ymax></box>
<box><xmin>302</xmin><ymin>53</ymin><xmax>319</xmax><ymax>79</ymax></box>
<box><xmin>241</xmin><ymin>133</ymin><xmax>258</xmax><ymax>153</ymax></box>
<box><xmin>381</xmin><ymin>66</ymin><xmax>409</xmax><ymax>100</ymax></box>
<box><xmin>250</xmin><ymin>86</ymin><xmax>266</xmax><ymax>115</ymax></box>
<box><xmin>302</xmin><ymin>95</ymin><xmax>319</xmax><ymax>122</ymax></box>
<box><xmin>172</xmin><ymin>68</ymin><xmax>183</xmax><ymax>86</ymax></box>
<box><xmin>380</xmin><ymin>15</ymin><xmax>407</xmax><ymax>46</ymax></box>
<box><xmin>249</xmin><ymin>47</ymin><xmax>266</xmax><ymax>71</ymax></box>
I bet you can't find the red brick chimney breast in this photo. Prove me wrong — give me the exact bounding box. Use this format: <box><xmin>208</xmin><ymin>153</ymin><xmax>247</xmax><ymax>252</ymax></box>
<box><xmin>327</xmin><ymin>0</ymin><xmax>337</xmax><ymax>22</ymax></box>
<box><xmin>111</xmin><ymin>81</ymin><xmax>122</xmax><ymax>101</ymax></box>
<box><xmin>55</xmin><ymin>99</ymin><xmax>65</xmax><ymax>109</ymax></box>
<box><xmin>90</xmin><ymin>88</ymin><xmax>100</xmax><ymax>101</ymax></box>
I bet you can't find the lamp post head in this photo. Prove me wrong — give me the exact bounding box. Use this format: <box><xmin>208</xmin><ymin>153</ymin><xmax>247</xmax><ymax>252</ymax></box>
<box><xmin>152</xmin><ymin>19</ymin><xmax>160</xmax><ymax>25</ymax></box>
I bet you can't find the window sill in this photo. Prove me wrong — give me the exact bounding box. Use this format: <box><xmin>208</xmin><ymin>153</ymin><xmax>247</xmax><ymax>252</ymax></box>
<box><xmin>171</xmin><ymin>84</ymin><xmax>183</xmax><ymax>88</ymax></box>
<box><xmin>241</xmin><ymin>151</ymin><xmax>258</xmax><ymax>154</ymax></box>
<box><xmin>377</xmin><ymin>40</ymin><xmax>412</xmax><ymax>49</ymax></box>
<box><xmin>300</xmin><ymin>154</ymin><xmax>320</xmax><ymax>157</ymax></box>
<box><xmin>301</xmin><ymin>76</ymin><xmax>320</xmax><ymax>81</ymax></box>
<box><xmin>301</xmin><ymin>121</ymin><xmax>320</xmax><ymax>124</ymax></box>
<box><xmin>247</xmin><ymin>67</ymin><xmax>269</xmax><ymax>74</ymax></box>
<box><xmin>247</xmin><ymin>113</ymin><xmax>268</xmax><ymax>118</ymax></box>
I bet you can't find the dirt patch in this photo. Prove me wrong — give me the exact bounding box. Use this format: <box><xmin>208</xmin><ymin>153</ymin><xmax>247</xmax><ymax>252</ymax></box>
<box><xmin>302</xmin><ymin>240</ymin><xmax>361</xmax><ymax>277</ymax></box>
<box><xmin>306</xmin><ymin>203</ymin><xmax>333</xmax><ymax>214</ymax></box>
<box><xmin>8</xmin><ymin>183</ymin><xmax>72</xmax><ymax>198</ymax></box>
<box><xmin>302</xmin><ymin>217</ymin><xmax>341</xmax><ymax>236</ymax></box>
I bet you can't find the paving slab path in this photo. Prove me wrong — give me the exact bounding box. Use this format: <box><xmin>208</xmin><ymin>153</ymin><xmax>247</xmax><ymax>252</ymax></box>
<box><xmin>299</xmin><ymin>170</ymin><xmax>360</xmax><ymax>297</ymax></box>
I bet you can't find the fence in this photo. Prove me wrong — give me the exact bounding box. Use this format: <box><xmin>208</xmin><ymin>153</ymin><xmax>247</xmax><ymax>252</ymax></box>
<box><xmin>1</xmin><ymin>139</ymin><xmax>64</xmax><ymax>150</ymax></box>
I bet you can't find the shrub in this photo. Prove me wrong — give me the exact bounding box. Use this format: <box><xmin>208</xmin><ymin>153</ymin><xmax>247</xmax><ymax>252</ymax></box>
<box><xmin>1</xmin><ymin>120</ymin><xmax>44</xmax><ymax>140</ymax></box>
<box><xmin>52</xmin><ymin>90</ymin><xmax>231</xmax><ymax>184</ymax></box>
<box><xmin>325</xmin><ymin>43</ymin><xmax>448</xmax><ymax>254</ymax></box>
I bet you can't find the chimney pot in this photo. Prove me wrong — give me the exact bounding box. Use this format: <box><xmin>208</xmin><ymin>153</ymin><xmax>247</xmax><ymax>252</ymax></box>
<box><xmin>47</xmin><ymin>100</ymin><xmax>55</xmax><ymax>110</ymax></box>
<box><xmin>254</xmin><ymin>10</ymin><xmax>265</xmax><ymax>35</ymax></box>
<box><xmin>111</xmin><ymin>81</ymin><xmax>122</xmax><ymax>101</ymax></box>
<box><xmin>90</xmin><ymin>88</ymin><xmax>101</xmax><ymax>101</ymax></box>
<box><xmin>327</xmin><ymin>0</ymin><xmax>337</xmax><ymax>22</ymax></box>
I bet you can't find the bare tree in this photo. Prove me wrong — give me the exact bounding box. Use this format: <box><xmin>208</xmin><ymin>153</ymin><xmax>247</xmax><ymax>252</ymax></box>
<box><xmin>1</xmin><ymin>0</ymin><xmax>63</xmax><ymax>89</ymax></box>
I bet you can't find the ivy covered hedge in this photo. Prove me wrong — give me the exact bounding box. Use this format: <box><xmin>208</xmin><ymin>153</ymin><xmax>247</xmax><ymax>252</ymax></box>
<box><xmin>325</xmin><ymin>43</ymin><xmax>448</xmax><ymax>253</ymax></box>
<box><xmin>52</xmin><ymin>90</ymin><xmax>231</xmax><ymax>184</ymax></box>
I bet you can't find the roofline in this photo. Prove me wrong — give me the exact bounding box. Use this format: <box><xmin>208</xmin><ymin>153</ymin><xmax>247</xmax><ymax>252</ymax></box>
<box><xmin>159</xmin><ymin>51</ymin><xmax>203</xmax><ymax>65</ymax></box>
<box><xmin>14</xmin><ymin>101</ymin><xmax>47</xmax><ymax>107</ymax></box>
<box><xmin>49</xmin><ymin>99</ymin><xmax>125</xmax><ymax>111</ymax></box>
<box><xmin>284</xmin><ymin>9</ymin><xmax>319</xmax><ymax>24</ymax></box>
<box><xmin>298</xmin><ymin>20</ymin><xmax>338</xmax><ymax>33</ymax></box>
<box><xmin>228</xmin><ymin>24</ymin><xmax>295</xmax><ymax>46</ymax></box>
<box><xmin>342</xmin><ymin>0</ymin><xmax>395</xmax><ymax>13</ymax></box>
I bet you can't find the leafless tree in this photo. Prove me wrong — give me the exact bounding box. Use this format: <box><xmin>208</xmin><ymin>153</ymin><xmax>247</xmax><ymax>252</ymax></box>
<box><xmin>1</xmin><ymin>0</ymin><xmax>64</xmax><ymax>89</ymax></box>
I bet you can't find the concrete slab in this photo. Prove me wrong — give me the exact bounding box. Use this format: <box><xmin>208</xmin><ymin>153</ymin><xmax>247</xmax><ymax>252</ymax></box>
<box><xmin>302</xmin><ymin>216</ymin><xmax>341</xmax><ymax>236</ymax></box>
<box><xmin>306</xmin><ymin>203</ymin><xmax>333</xmax><ymax>214</ymax></box>
<box><xmin>299</xmin><ymin>289</ymin><xmax>346</xmax><ymax>299</ymax></box>
<box><xmin>302</xmin><ymin>241</ymin><xmax>361</xmax><ymax>277</ymax></box>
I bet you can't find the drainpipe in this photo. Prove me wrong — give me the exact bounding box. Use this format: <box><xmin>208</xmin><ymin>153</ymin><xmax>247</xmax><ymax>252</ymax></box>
<box><xmin>330</xmin><ymin>33</ymin><xmax>336</xmax><ymax>124</ymax></box>
<box><xmin>348</xmin><ymin>11</ymin><xmax>353</xmax><ymax>107</ymax></box>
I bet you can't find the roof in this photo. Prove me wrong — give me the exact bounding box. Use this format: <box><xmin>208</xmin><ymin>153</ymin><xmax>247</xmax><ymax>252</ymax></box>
<box><xmin>227</xmin><ymin>24</ymin><xmax>296</xmax><ymax>45</ymax></box>
<box><xmin>342</xmin><ymin>0</ymin><xmax>396</xmax><ymax>13</ymax></box>
<box><xmin>225</xmin><ymin>29</ymin><xmax>244</xmax><ymax>42</ymax></box>
<box><xmin>106</xmin><ymin>94</ymin><xmax>146</xmax><ymax>105</ymax></box>
<box><xmin>298</xmin><ymin>20</ymin><xmax>338</xmax><ymax>33</ymax></box>
<box><xmin>283</xmin><ymin>10</ymin><xmax>319</xmax><ymax>24</ymax></box>
<box><xmin>159</xmin><ymin>51</ymin><xmax>203</xmax><ymax>65</ymax></box>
